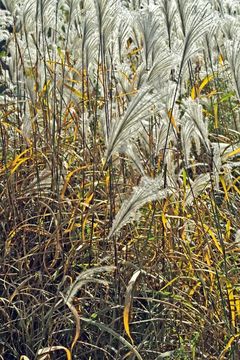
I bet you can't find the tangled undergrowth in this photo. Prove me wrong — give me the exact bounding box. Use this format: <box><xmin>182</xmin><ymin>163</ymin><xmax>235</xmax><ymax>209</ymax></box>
<box><xmin>0</xmin><ymin>0</ymin><xmax>240</xmax><ymax>359</ymax></box>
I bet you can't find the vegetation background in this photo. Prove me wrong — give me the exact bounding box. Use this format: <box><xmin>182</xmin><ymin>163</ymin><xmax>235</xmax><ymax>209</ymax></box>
<box><xmin>0</xmin><ymin>0</ymin><xmax>240</xmax><ymax>359</ymax></box>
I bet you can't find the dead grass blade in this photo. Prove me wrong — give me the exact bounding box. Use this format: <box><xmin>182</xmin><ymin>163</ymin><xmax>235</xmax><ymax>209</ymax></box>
<box><xmin>123</xmin><ymin>269</ymin><xmax>141</xmax><ymax>343</ymax></box>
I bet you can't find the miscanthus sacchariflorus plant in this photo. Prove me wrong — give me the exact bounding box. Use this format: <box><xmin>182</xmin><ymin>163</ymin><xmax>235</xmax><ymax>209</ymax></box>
<box><xmin>0</xmin><ymin>0</ymin><xmax>240</xmax><ymax>358</ymax></box>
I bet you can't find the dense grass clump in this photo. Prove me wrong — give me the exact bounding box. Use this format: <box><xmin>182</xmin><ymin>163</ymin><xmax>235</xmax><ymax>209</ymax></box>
<box><xmin>0</xmin><ymin>0</ymin><xmax>240</xmax><ymax>359</ymax></box>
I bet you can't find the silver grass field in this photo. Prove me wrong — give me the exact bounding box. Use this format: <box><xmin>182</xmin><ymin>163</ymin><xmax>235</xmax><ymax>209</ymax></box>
<box><xmin>0</xmin><ymin>0</ymin><xmax>240</xmax><ymax>359</ymax></box>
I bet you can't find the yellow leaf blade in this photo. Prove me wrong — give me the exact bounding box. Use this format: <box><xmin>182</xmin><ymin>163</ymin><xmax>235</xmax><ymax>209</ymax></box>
<box><xmin>199</xmin><ymin>74</ymin><xmax>214</xmax><ymax>92</ymax></box>
<box><xmin>203</xmin><ymin>224</ymin><xmax>223</xmax><ymax>254</ymax></box>
<box><xmin>225</xmin><ymin>147</ymin><xmax>240</xmax><ymax>159</ymax></box>
<box><xmin>227</xmin><ymin>281</ymin><xmax>236</xmax><ymax>328</ymax></box>
<box><xmin>66</xmin><ymin>301</ymin><xmax>81</xmax><ymax>353</ymax></box>
<box><xmin>220</xmin><ymin>334</ymin><xmax>240</xmax><ymax>359</ymax></box>
<box><xmin>191</xmin><ymin>74</ymin><xmax>214</xmax><ymax>99</ymax></box>
<box><xmin>123</xmin><ymin>270</ymin><xmax>141</xmax><ymax>344</ymax></box>
<box><xmin>37</xmin><ymin>346</ymin><xmax>72</xmax><ymax>360</ymax></box>
<box><xmin>167</xmin><ymin>110</ymin><xmax>178</xmax><ymax>131</ymax></box>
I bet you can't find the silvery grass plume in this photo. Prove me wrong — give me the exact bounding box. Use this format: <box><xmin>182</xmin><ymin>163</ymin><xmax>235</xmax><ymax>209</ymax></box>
<box><xmin>181</xmin><ymin>115</ymin><xmax>201</xmax><ymax>167</ymax></box>
<box><xmin>93</xmin><ymin>0</ymin><xmax>120</xmax><ymax>55</ymax></box>
<box><xmin>65</xmin><ymin>266</ymin><xmax>115</xmax><ymax>304</ymax></box>
<box><xmin>156</xmin><ymin>80</ymin><xmax>180</xmax><ymax>122</ymax></box>
<box><xmin>105</xmin><ymin>85</ymin><xmax>160</xmax><ymax>163</ymax></box>
<box><xmin>212</xmin><ymin>142</ymin><xmax>225</xmax><ymax>190</ymax></box>
<box><xmin>0</xmin><ymin>0</ymin><xmax>19</xmax><ymax>14</ymax></box>
<box><xmin>128</xmin><ymin>2</ymin><xmax>176</xmax><ymax>85</ymax></box>
<box><xmin>114</xmin><ymin>64</ymin><xmax>135</xmax><ymax>103</ymax></box>
<box><xmin>185</xmin><ymin>173</ymin><xmax>211</xmax><ymax>206</ymax></box>
<box><xmin>164</xmin><ymin>148</ymin><xmax>179</xmax><ymax>184</ymax></box>
<box><xmin>174</xmin><ymin>0</ymin><xmax>214</xmax><ymax>77</ymax></box>
<box><xmin>139</xmin><ymin>115</ymin><xmax>176</xmax><ymax>164</ymax></box>
<box><xmin>115</xmin><ymin>8</ymin><xmax>132</xmax><ymax>63</ymax></box>
<box><xmin>56</xmin><ymin>1</ymin><xmax>95</xmax><ymax>54</ymax></box>
<box><xmin>0</xmin><ymin>7</ymin><xmax>13</xmax><ymax>33</ymax></box>
<box><xmin>134</xmin><ymin>5</ymin><xmax>162</xmax><ymax>69</ymax></box>
<box><xmin>21</xmin><ymin>0</ymin><xmax>57</xmax><ymax>32</ymax></box>
<box><xmin>211</xmin><ymin>0</ymin><xmax>224</xmax><ymax>14</ymax></box>
<box><xmin>156</xmin><ymin>117</ymin><xmax>177</xmax><ymax>155</ymax></box>
<box><xmin>146</xmin><ymin>50</ymin><xmax>175</xmax><ymax>86</ymax></box>
<box><xmin>221</xmin><ymin>14</ymin><xmax>240</xmax><ymax>41</ymax></box>
<box><xmin>181</xmin><ymin>98</ymin><xmax>210</xmax><ymax>165</ymax></box>
<box><xmin>175</xmin><ymin>0</ymin><xmax>194</xmax><ymax>37</ymax></box>
<box><xmin>160</xmin><ymin>0</ymin><xmax>176</xmax><ymax>49</ymax></box>
<box><xmin>110</xmin><ymin>50</ymin><xmax>176</xmax><ymax>157</ymax></box>
<box><xmin>203</xmin><ymin>31</ymin><xmax>220</xmax><ymax>69</ymax></box>
<box><xmin>76</xmin><ymin>12</ymin><xmax>99</xmax><ymax>68</ymax></box>
<box><xmin>63</xmin><ymin>15</ymin><xmax>98</xmax><ymax>101</ymax></box>
<box><xmin>225</xmin><ymin>39</ymin><xmax>240</xmax><ymax>100</ymax></box>
<box><xmin>138</xmin><ymin>82</ymin><xmax>179</xmax><ymax>160</ymax></box>
<box><xmin>212</xmin><ymin>140</ymin><xmax>240</xmax><ymax>190</ymax></box>
<box><xmin>119</xmin><ymin>143</ymin><xmax>145</xmax><ymax>175</ymax></box>
<box><xmin>223</xmin><ymin>0</ymin><xmax>240</xmax><ymax>15</ymax></box>
<box><xmin>235</xmin><ymin>229</ymin><xmax>240</xmax><ymax>246</ymax></box>
<box><xmin>108</xmin><ymin>175</ymin><xmax>171</xmax><ymax>238</ymax></box>
<box><xmin>4</xmin><ymin>1</ymin><xmax>57</xmax><ymax>86</ymax></box>
<box><xmin>122</xmin><ymin>0</ymin><xmax>154</xmax><ymax>11</ymax></box>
